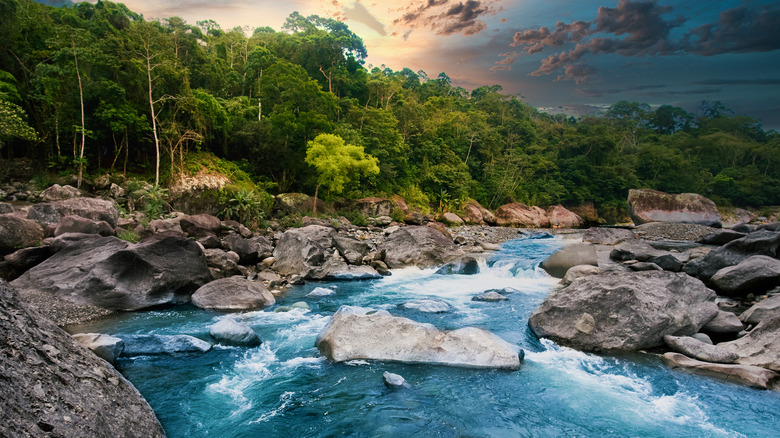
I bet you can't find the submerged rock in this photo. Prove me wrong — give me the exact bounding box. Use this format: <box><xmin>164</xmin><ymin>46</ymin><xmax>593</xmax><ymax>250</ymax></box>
<box><xmin>308</xmin><ymin>286</ymin><xmax>336</xmax><ymax>297</ymax></box>
<box><xmin>383</xmin><ymin>371</ymin><xmax>409</xmax><ymax>389</ymax></box>
<box><xmin>435</xmin><ymin>256</ymin><xmax>480</xmax><ymax>275</ymax></box>
<box><xmin>316</xmin><ymin>306</ymin><xmax>522</xmax><ymax>369</ymax></box>
<box><xmin>472</xmin><ymin>291</ymin><xmax>509</xmax><ymax>302</ymax></box>
<box><xmin>528</xmin><ymin>271</ymin><xmax>719</xmax><ymax>352</ymax></box>
<box><xmin>121</xmin><ymin>334</ymin><xmax>212</xmax><ymax>356</ymax></box>
<box><xmin>209</xmin><ymin>318</ymin><xmax>261</xmax><ymax>347</ymax></box>
<box><xmin>398</xmin><ymin>299</ymin><xmax>453</xmax><ymax>313</ymax></box>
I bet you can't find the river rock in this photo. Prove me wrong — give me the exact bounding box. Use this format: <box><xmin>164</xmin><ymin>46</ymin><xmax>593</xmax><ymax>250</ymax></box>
<box><xmin>308</xmin><ymin>287</ymin><xmax>336</xmax><ymax>297</ymax></box>
<box><xmin>495</xmin><ymin>203</ymin><xmax>550</xmax><ymax>228</ymax></box>
<box><xmin>663</xmin><ymin>335</ymin><xmax>738</xmax><ymax>363</ymax></box>
<box><xmin>650</xmin><ymin>254</ymin><xmax>684</xmax><ymax>272</ymax></box>
<box><xmin>740</xmin><ymin>295</ymin><xmax>780</xmax><ymax>325</ymax></box>
<box><xmin>121</xmin><ymin>334</ymin><xmax>212</xmax><ymax>356</ymax></box>
<box><xmin>354</xmin><ymin>197</ymin><xmax>393</xmax><ymax>217</ymax></box>
<box><xmin>223</xmin><ymin>234</ymin><xmax>273</xmax><ymax>265</ymax></box>
<box><xmin>547</xmin><ymin>205</ymin><xmax>583</xmax><ymax>228</ymax></box>
<box><xmin>720</xmin><ymin>315</ymin><xmax>780</xmax><ymax>371</ymax></box>
<box><xmin>316</xmin><ymin>306</ymin><xmax>522</xmax><ymax>369</ymax></box>
<box><xmin>472</xmin><ymin>291</ymin><xmax>509</xmax><ymax>302</ymax></box>
<box><xmin>435</xmin><ymin>256</ymin><xmax>480</xmax><ymax>275</ymax></box>
<box><xmin>383</xmin><ymin>371</ymin><xmax>409</xmax><ymax>389</ymax></box>
<box><xmin>204</xmin><ymin>248</ymin><xmax>241</xmax><ymax>278</ymax></box>
<box><xmin>191</xmin><ymin>276</ymin><xmax>275</xmax><ymax>310</ymax></box>
<box><xmin>697</xmin><ymin>230</ymin><xmax>747</xmax><ymax>245</ymax></box>
<box><xmin>39</xmin><ymin>184</ymin><xmax>82</xmax><ymax>201</ymax></box>
<box><xmin>306</xmin><ymin>258</ymin><xmax>383</xmax><ymax>281</ymax></box>
<box><xmin>398</xmin><ymin>299</ymin><xmax>453</xmax><ymax>313</ymax></box>
<box><xmin>4</xmin><ymin>245</ymin><xmax>53</xmax><ymax>272</ymax></box>
<box><xmin>561</xmin><ymin>265</ymin><xmax>602</xmax><ymax>286</ymax></box>
<box><xmin>333</xmin><ymin>235</ymin><xmax>370</xmax><ymax>265</ymax></box>
<box><xmin>662</xmin><ymin>353</ymin><xmax>778</xmax><ymax>390</ymax></box>
<box><xmin>0</xmin><ymin>281</ymin><xmax>165</xmax><ymax>437</ymax></box>
<box><xmin>180</xmin><ymin>214</ymin><xmax>222</xmax><ymax>238</ymax></box>
<box><xmin>0</xmin><ymin>215</ymin><xmax>44</xmax><ymax>254</ymax></box>
<box><xmin>11</xmin><ymin>234</ymin><xmax>211</xmax><ymax>312</ymax></box>
<box><xmin>442</xmin><ymin>212</ymin><xmax>464</xmax><ymax>226</ymax></box>
<box><xmin>54</xmin><ymin>215</ymin><xmax>114</xmax><ymax>237</ymax></box>
<box><xmin>582</xmin><ymin>227</ymin><xmax>635</xmax><ymax>245</ymax></box>
<box><xmin>627</xmin><ymin>189</ymin><xmax>722</xmax><ymax>227</ymax></box>
<box><xmin>27</xmin><ymin>197</ymin><xmax>120</xmax><ymax>227</ymax></box>
<box><xmin>72</xmin><ymin>333</ymin><xmax>124</xmax><ymax>364</ymax></box>
<box><xmin>683</xmin><ymin>230</ymin><xmax>780</xmax><ymax>281</ymax></box>
<box><xmin>381</xmin><ymin>226</ymin><xmax>464</xmax><ymax>269</ymax></box>
<box><xmin>609</xmin><ymin>240</ymin><xmax>667</xmax><ymax>262</ymax></box>
<box><xmin>541</xmin><ymin>243</ymin><xmax>597</xmax><ymax>278</ymax></box>
<box><xmin>627</xmin><ymin>261</ymin><xmax>663</xmax><ymax>271</ymax></box>
<box><xmin>461</xmin><ymin>202</ymin><xmax>486</xmax><ymax>225</ymax></box>
<box><xmin>146</xmin><ymin>217</ymin><xmax>183</xmax><ymax>235</ymax></box>
<box><xmin>209</xmin><ymin>318</ymin><xmax>261</xmax><ymax>347</ymax></box>
<box><xmin>702</xmin><ymin>310</ymin><xmax>744</xmax><ymax>334</ymax></box>
<box><xmin>528</xmin><ymin>271</ymin><xmax>719</xmax><ymax>352</ymax></box>
<box><xmin>272</xmin><ymin>225</ymin><xmax>336</xmax><ymax>275</ymax></box>
<box><xmin>710</xmin><ymin>255</ymin><xmax>780</xmax><ymax>296</ymax></box>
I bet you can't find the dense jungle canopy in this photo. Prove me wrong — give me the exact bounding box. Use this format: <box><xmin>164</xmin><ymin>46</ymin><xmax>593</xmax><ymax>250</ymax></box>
<box><xmin>1</xmin><ymin>0</ymin><xmax>778</xmax><ymax>217</ymax></box>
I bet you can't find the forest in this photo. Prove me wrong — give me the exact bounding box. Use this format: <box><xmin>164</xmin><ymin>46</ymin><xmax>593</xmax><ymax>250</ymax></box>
<box><xmin>1</xmin><ymin>0</ymin><xmax>779</xmax><ymax>222</ymax></box>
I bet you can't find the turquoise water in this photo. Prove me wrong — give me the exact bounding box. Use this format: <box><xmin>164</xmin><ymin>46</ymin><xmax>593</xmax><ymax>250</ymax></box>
<box><xmin>79</xmin><ymin>237</ymin><xmax>780</xmax><ymax>437</ymax></box>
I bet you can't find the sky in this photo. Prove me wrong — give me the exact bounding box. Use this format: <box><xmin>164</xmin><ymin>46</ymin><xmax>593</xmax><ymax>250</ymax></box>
<box><xmin>88</xmin><ymin>0</ymin><xmax>780</xmax><ymax>129</ymax></box>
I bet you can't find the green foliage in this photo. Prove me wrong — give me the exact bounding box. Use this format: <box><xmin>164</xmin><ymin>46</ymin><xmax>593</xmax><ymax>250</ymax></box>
<box><xmin>219</xmin><ymin>186</ymin><xmax>272</xmax><ymax>228</ymax></box>
<box><xmin>305</xmin><ymin>133</ymin><xmax>379</xmax><ymax>197</ymax></box>
<box><xmin>138</xmin><ymin>185</ymin><xmax>169</xmax><ymax>220</ymax></box>
<box><xmin>117</xmin><ymin>228</ymin><xmax>140</xmax><ymax>243</ymax></box>
<box><xmin>341</xmin><ymin>209</ymin><xmax>368</xmax><ymax>227</ymax></box>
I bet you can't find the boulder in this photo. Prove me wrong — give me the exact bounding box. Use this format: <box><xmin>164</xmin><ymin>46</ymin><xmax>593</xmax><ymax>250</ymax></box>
<box><xmin>720</xmin><ymin>315</ymin><xmax>780</xmax><ymax>371</ymax></box>
<box><xmin>461</xmin><ymin>202</ymin><xmax>487</xmax><ymax>225</ymax></box>
<box><xmin>609</xmin><ymin>240</ymin><xmax>667</xmax><ymax>262</ymax></box>
<box><xmin>663</xmin><ymin>335</ymin><xmax>738</xmax><ymax>363</ymax></box>
<box><xmin>146</xmin><ymin>217</ymin><xmax>183</xmax><ymax>235</ymax></box>
<box><xmin>72</xmin><ymin>333</ymin><xmax>124</xmax><ymax>364</ymax></box>
<box><xmin>697</xmin><ymin>230</ymin><xmax>747</xmax><ymax>245</ymax></box>
<box><xmin>495</xmin><ymin>203</ymin><xmax>550</xmax><ymax>228</ymax></box>
<box><xmin>627</xmin><ymin>262</ymin><xmax>663</xmax><ymax>271</ymax></box>
<box><xmin>54</xmin><ymin>215</ymin><xmax>114</xmax><ymax>237</ymax></box>
<box><xmin>209</xmin><ymin>318</ymin><xmax>262</xmax><ymax>347</ymax></box>
<box><xmin>561</xmin><ymin>265</ymin><xmax>602</xmax><ymax>286</ymax></box>
<box><xmin>4</xmin><ymin>246</ymin><xmax>53</xmax><ymax>272</ymax></box>
<box><xmin>435</xmin><ymin>256</ymin><xmax>480</xmax><ymax>275</ymax></box>
<box><xmin>198</xmin><ymin>234</ymin><xmax>223</xmax><ymax>249</ymax></box>
<box><xmin>272</xmin><ymin>225</ymin><xmax>337</xmax><ymax>275</ymax></box>
<box><xmin>740</xmin><ymin>295</ymin><xmax>780</xmax><ymax>325</ymax></box>
<box><xmin>702</xmin><ymin>311</ymin><xmax>744</xmax><ymax>335</ymax></box>
<box><xmin>627</xmin><ymin>189</ymin><xmax>722</xmax><ymax>227</ymax></box>
<box><xmin>0</xmin><ymin>202</ymin><xmax>13</xmax><ymax>214</ymax></box>
<box><xmin>381</xmin><ymin>226</ymin><xmax>464</xmax><ymax>269</ymax></box>
<box><xmin>308</xmin><ymin>287</ymin><xmax>336</xmax><ymax>297</ymax></box>
<box><xmin>683</xmin><ymin>230</ymin><xmax>780</xmax><ymax>281</ymax></box>
<box><xmin>732</xmin><ymin>223</ymin><xmax>759</xmax><ymax>234</ymax></box>
<box><xmin>541</xmin><ymin>243</ymin><xmax>597</xmax><ymax>278</ymax></box>
<box><xmin>383</xmin><ymin>371</ymin><xmax>409</xmax><ymax>389</ymax></box>
<box><xmin>397</xmin><ymin>299</ymin><xmax>453</xmax><ymax>313</ymax></box>
<box><xmin>354</xmin><ymin>197</ymin><xmax>394</xmax><ymax>217</ymax></box>
<box><xmin>304</xmin><ymin>257</ymin><xmax>383</xmax><ymax>281</ymax></box>
<box><xmin>120</xmin><ymin>334</ymin><xmax>212</xmax><ymax>356</ymax></box>
<box><xmin>547</xmin><ymin>205</ymin><xmax>583</xmax><ymax>229</ymax></box>
<box><xmin>710</xmin><ymin>256</ymin><xmax>780</xmax><ymax>296</ymax></box>
<box><xmin>11</xmin><ymin>234</ymin><xmax>211</xmax><ymax>312</ymax></box>
<box><xmin>528</xmin><ymin>271</ymin><xmax>719</xmax><ymax>352</ymax></box>
<box><xmin>569</xmin><ymin>203</ymin><xmax>600</xmax><ymax>226</ymax></box>
<box><xmin>650</xmin><ymin>254</ymin><xmax>684</xmax><ymax>272</ymax></box>
<box><xmin>442</xmin><ymin>212</ymin><xmax>464</xmax><ymax>226</ymax></box>
<box><xmin>223</xmin><ymin>234</ymin><xmax>273</xmax><ymax>265</ymax></box>
<box><xmin>0</xmin><ymin>281</ymin><xmax>165</xmax><ymax>437</ymax></box>
<box><xmin>26</xmin><ymin>197</ymin><xmax>119</xmax><ymax>228</ymax></box>
<box><xmin>180</xmin><ymin>214</ymin><xmax>222</xmax><ymax>238</ymax></box>
<box><xmin>191</xmin><ymin>276</ymin><xmax>275</xmax><ymax>311</ymax></box>
<box><xmin>315</xmin><ymin>306</ymin><xmax>522</xmax><ymax>369</ymax></box>
<box><xmin>472</xmin><ymin>291</ymin><xmax>509</xmax><ymax>302</ymax></box>
<box><xmin>662</xmin><ymin>353</ymin><xmax>778</xmax><ymax>390</ymax></box>
<box><xmin>203</xmin><ymin>249</ymin><xmax>241</xmax><ymax>279</ymax></box>
<box><xmin>275</xmin><ymin>193</ymin><xmax>325</xmax><ymax>214</ymax></box>
<box><xmin>0</xmin><ymin>215</ymin><xmax>44</xmax><ymax>254</ymax></box>
<box><xmin>582</xmin><ymin>227</ymin><xmax>635</xmax><ymax>245</ymax></box>
<box><xmin>333</xmin><ymin>235</ymin><xmax>370</xmax><ymax>265</ymax></box>
<box><xmin>39</xmin><ymin>184</ymin><xmax>81</xmax><ymax>201</ymax></box>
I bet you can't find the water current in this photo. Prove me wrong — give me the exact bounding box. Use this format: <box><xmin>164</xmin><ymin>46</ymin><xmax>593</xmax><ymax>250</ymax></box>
<box><xmin>76</xmin><ymin>236</ymin><xmax>780</xmax><ymax>437</ymax></box>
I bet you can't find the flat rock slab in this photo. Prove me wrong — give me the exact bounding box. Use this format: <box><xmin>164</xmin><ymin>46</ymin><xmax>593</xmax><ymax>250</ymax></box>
<box><xmin>627</xmin><ymin>189</ymin><xmax>721</xmax><ymax>227</ymax></box>
<box><xmin>662</xmin><ymin>353</ymin><xmax>778</xmax><ymax>390</ymax></box>
<box><xmin>740</xmin><ymin>295</ymin><xmax>780</xmax><ymax>325</ymax></box>
<box><xmin>191</xmin><ymin>276</ymin><xmax>275</xmax><ymax>311</ymax></box>
<box><xmin>719</xmin><ymin>315</ymin><xmax>780</xmax><ymax>372</ymax></box>
<box><xmin>316</xmin><ymin>306</ymin><xmax>522</xmax><ymax>370</ymax></box>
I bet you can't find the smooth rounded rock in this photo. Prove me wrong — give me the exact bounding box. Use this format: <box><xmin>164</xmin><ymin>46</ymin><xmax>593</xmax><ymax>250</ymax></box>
<box><xmin>541</xmin><ymin>243</ymin><xmax>597</xmax><ymax>278</ymax></box>
<box><xmin>209</xmin><ymin>318</ymin><xmax>261</xmax><ymax>347</ymax></box>
<box><xmin>191</xmin><ymin>276</ymin><xmax>275</xmax><ymax>311</ymax></box>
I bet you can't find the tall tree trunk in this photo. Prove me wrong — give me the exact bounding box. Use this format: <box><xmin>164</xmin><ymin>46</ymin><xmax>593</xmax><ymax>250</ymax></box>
<box><xmin>146</xmin><ymin>55</ymin><xmax>161</xmax><ymax>187</ymax></box>
<box><xmin>312</xmin><ymin>183</ymin><xmax>320</xmax><ymax>216</ymax></box>
<box><xmin>73</xmin><ymin>41</ymin><xmax>86</xmax><ymax>189</ymax></box>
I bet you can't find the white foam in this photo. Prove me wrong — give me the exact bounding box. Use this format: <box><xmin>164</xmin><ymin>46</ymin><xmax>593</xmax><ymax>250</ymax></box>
<box><xmin>250</xmin><ymin>391</ymin><xmax>295</xmax><ymax>424</ymax></box>
<box><xmin>280</xmin><ymin>356</ymin><xmax>325</xmax><ymax>369</ymax></box>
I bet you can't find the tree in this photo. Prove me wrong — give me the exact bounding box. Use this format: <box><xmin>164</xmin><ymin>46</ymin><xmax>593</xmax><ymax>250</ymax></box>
<box><xmin>305</xmin><ymin>133</ymin><xmax>378</xmax><ymax>214</ymax></box>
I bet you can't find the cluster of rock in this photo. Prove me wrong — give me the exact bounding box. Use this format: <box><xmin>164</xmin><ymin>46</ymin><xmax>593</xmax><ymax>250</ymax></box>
<box><xmin>533</xmin><ymin>216</ymin><xmax>780</xmax><ymax>389</ymax></box>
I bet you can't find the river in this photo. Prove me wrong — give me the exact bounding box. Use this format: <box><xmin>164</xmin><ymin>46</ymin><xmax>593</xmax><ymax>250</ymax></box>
<box><xmin>75</xmin><ymin>235</ymin><xmax>780</xmax><ymax>437</ymax></box>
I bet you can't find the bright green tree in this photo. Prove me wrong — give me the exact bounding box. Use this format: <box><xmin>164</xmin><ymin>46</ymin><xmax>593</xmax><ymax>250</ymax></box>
<box><xmin>305</xmin><ymin>133</ymin><xmax>378</xmax><ymax>214</ymax></box>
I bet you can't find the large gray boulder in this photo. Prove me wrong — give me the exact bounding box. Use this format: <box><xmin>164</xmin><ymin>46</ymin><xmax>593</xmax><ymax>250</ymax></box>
<box><xmin>662</xmin><ymin>353</ymin><xmax>778</xmax><ymax>390</ymax></box>
<box><xmin>54</xmin><ymin>215</ymin><xmax>114</xmax><ymax>237</ymax></box>
<box><xmin>11</xmin><ymin>234</ymin><xmax>211</xmax><ymax>313</ymax></box>
<box><xmin>541</xmin><ymin>243</ymin><xmax>597</xmax><ymax>278</ymax></box>
<box><xmin>27</xmin><ymin>197</ymin><xmax>120</xmax><ymax>227</ymax></box>
<box><xmin>720</xmin><ymin>315</ymin><xmax>780</xmax><ymax>371</ymax></box>
<box><xmin>528</xmin><ymin>271</ymin><xmax>719</xmax><ymax>352</ymax></box>
<box><xmin>740</xmin><ymin>295</ymin><xmax>780</xmax><ymax>325</ymax></box>
<box><xmin>710</xmin><ymin>255</ymin><xmax>780</xmax><ymax>296</ymax></box>
<box><xmin>272</xmin><ymin>225</ymin><xmax>336</xmax><ymax>275</ymax></box>
<box><xmin>381</xmin><ymin>226</ymin><xmax>464</xmax><ymax>269</ymax></box>
<box><xmin>702</xmin><ymin>310</ymin><xmax>744</xmax><ymax>335</ymax></box>
<box><xmin>180</xmin><ymin>214</ymin><xmax>222</xmax><ymax>238</ymax></box>
<box><xmin>39</xmin><ymin>184</ymin><xmax>81</xmax><ymax>201</ymax></box>
<box><xmin>663</xmin><ymin>335</ymin><xmax>738</xmax><ymax>364</ymax></box>
<box><xmin>304</xmin><ymin>258</ymin><xmax>383</xmax><ymax>281</ymax></box>
<box><xmin>209</xmin><ymin>318</ymin><xmax>261</xmax><ymax>347</ymax></box>
<box><xmin>191</xmin><ymin>276</ymin><xmax>275</xmax><ymax>311</ymax></box>
<box><xmin>0</xmin><ymin>281</ymin><xmax>165</xmax><ymax>437</ymax></box>
<box><xmin>223</xmin><ymin>234</ymin><xmax>273</xmax><ymax>265</ymax></box>
<box><xmin>435</xmin><ymin>256</ymin><xmax>481</xmax><ymax>275</ymax></box>
<box><xmin>0</xmin><ymin>215</ymin><xmax>44</xmax><ymax>254</ymax></box>
<box><xmin>627</xmin><ymin>189</ymin><xmax>721</xmax><ymax>227</ymax></box>
<box><xmin>121</xmin><ymin>334</ymin><xmax>212</xmax><ymax>356</ymax></box>
<box><xmin>609</xmin><ymin>240</ymin><xmax>667</xmax><ymax>262</ymax></box>
<box><xmin>333</xmin><ymin>235</ymin><xmax>370</xmax><ymax>265</ymax></box>
<box><xmin>316</xmin><ymin>306</ymin><xmax>522</xmax><ymax>369</ymax></box>
<box><xmin>684</xmin><ymin>230</ymin><xmax>780</xmax><ymax>281</ymax></box>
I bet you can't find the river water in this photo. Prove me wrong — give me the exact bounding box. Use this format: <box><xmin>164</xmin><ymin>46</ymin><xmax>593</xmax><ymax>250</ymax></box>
<box><xmin>77</xmin><ymin>236</ymin><xmax>780</xmax><ymax>437</ymax></box>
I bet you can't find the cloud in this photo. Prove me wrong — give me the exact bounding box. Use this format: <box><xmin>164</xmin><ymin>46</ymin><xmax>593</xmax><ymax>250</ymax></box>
<box><xmin>501</xmin><ymin>0</ymin><xmax>780</xmax><ymax>84</ymax></box>
<box><xmin>392</xmin><ymin>0</ymin><xmax>496</xmax><ymax>36</ymax></box>
<box><xmin>343</xmin><ymin>1</ymin><xmax>386</xmax><ymax>36</ymax></box>
<box><xmin>693</xmin><ymin>78</ymin><xmax>780</xmax><ymax>86</ymax></box>
<box><xmin>686</xmin><ymin>3</ymin><xmax>780</xmax><ymax>55</ymax></box>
